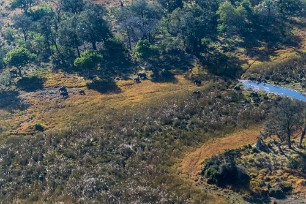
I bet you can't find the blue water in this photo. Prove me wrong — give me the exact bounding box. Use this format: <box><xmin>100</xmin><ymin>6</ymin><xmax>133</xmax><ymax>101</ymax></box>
<box><xmin>239</xmin><ymin>80</ymin><xmax>306</xmax><ymax>102</ymax></box>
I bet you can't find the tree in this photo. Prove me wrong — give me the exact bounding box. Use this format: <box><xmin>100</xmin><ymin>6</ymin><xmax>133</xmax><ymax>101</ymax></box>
<box><xmin>59</xmin><ymin>0</ymin><xmax>84</xmax><ymax>14</ymax></box>
<box><xmin>276</xmin><ymin>0</ymin><xmax>305</xmax><ymax>17</ymax></box>
<box><xmin>74</xmin><ymin>50</ymin><xmax>103</xmax><ymax>70</ymax></box>
<box><xmin>158</xmin><ymin>0</ymin><xmax>183</xmax><ymax>13</ymax></box>
<box><xmin>168</xmin><ymin>5</ymin><xmax>216</xmax><ymax>55</ymax></box>
<box><xmin>76</xmin><ymin>3</ymin><xmax>111</xmax><ymax>50</ymax></box>
<box><xmin>4</xmin><ymin>47</ymin><xmax>35</xmax><ymax>76</ymax></box>
<box><xmin>103</xmin><ymin>39</ymin><xmax>132</xmax><ymax>74</ymax></box>
<box><xmin>252</xmin><ymin>0</ymin><xmax>287</xmax><ymax>47</ymax></box>
<box><xmin>217</xmin><ymin>1</ymin><xmax>246</xmax><ymax>35</ymax></box>
<box><xmin>134</xmin><ymin>39</ymin><xmax>159</xmax><ymax>60</ymax></box>
<box><xmin>58</xmin><ymin>15</ymin><xmax>82</xmax><ymax>57</ymax></box>
<box><xmin>254</xmin><ymin>0</ymin><xmax>279</xmax><ymax>20</ymax></box>
<box><xmin>118</xmin><ymin>1</ymin><xmax>162</xmax><ymax>49</ymax></box>
<box><xmin>263</xmin><ymin>99</ymin><xmax>306</xmax><ymax>149</ymax></box>
<box><xmin>299</xmin><ymin>108</ymin><xmax>306</xmax><ymax>148</ymax></box>
<box><xmin>10</xmin><ymin>0</ymin><xmax>36</xmax><ymax>13</ymax></box>
<box><xmin>12</xmin><ymin>14</ymin><xmax>33</xmax><ymax>43</ymax></box>
<box><xmin>30</xmin><ymin>7</ymin><xmax>57</xmax><ymax>57</ymax></box>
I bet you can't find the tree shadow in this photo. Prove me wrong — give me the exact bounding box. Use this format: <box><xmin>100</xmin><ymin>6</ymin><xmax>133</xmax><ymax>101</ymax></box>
<box><xmin>199</xmin><ymin>52</ymin><xmax>245</xmax><ymax>79</ymax></box>
<box><xmin>16</xmin><ymin>76</ymin><xmax>46</xmax><ymax>92</ymax></box>
<box><xmin>86</xmin><ymin>79</ymin><xmax>121</xmax><ymax>94</ymax></box>
<box><xmin>244</xmin><ymin>194</ymin><xmax>271</xmax><ymax>204</ymax></box>
<box><xmin>158</xmin><ymin>49</ymin><xmax>193</xmax><ymax>72</ymax></box>
<box><xmin>0</xmin><ymin>90</ymin><xmax>29</xmax><ymax>111</ymax></box>
<box><xmin>240</xmin><ymin>22</ymin><xmax>303</xmax><ymax>61</ymax></box>
<box><xmin>150</xmin><ymin>69</ymin><xmax>178</xmax><ymax>83</ymax></box>
<box><xmin>53</xmin><ymin>39</ymin><xmax>136</xmax><ymax>84</ymax></box>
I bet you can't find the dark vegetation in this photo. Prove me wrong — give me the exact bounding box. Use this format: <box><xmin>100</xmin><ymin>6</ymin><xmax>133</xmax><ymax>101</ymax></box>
<box><xmin>86</xmin><ymin>79</ymin><xmax>121</xmax><ymax>93</ymax></box>
<box><xmin>0</xmin><ymin>90</ymin><xmax>28</xmax><ymax>111</ymax></box>
<box><xmin>0</xmin><ymin>0</ymin><xmax>305</xmax><ymax>84</ymax></box>
<box><xmin>203</xmin><ymin>150</ymin><xmax>250</xmax><ymax>187</ymax></box>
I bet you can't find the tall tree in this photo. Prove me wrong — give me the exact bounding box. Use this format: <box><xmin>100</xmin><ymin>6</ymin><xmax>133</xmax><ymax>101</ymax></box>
<box><xmin>195</xmin><ymin>0</ymin><xmax>222</xmax><ymax>13</ymax></box>
<box><xmin>168</xmin><ymin>4</ymin><xmax>216</xmax><ymax>55</ymax></box>
<box><xmin>263</xmin><ymin>99</ymin><xmax>306</xmax><ymax>149</ymax></box>
<box><xmin>276</xmin><ymin>0</ymin><xmax>305</xmax><ymax>17</ymax></box>
<box><xmin>118</xmin><ymin>0</ymin><xmax>162</xmax><ymax>49</ymax></box>
<box><xmin>76</xmin><ymin>3</ymin><xmax>111</xmax><ymax>50</ymax></box>
<box><xmin>58</xmin><ymin>15</ymin><xmax>82</xmax><ymax>57</ymax></box>
<box><xmin>217</xmin><ymin>1</ymin><xmax>247</xmax><ymax>36</ymax></box>
<box><xmin>31</xmin><ymin>8</ymin><xmax>57</xmax><ymax>57</ymax></box>
<box><xmin>12</xmin><ymin>14</ymin><xmax>33</xmax><ymax>43</ymax></box>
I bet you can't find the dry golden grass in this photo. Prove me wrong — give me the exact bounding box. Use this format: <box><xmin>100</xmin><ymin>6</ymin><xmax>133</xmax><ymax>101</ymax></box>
<box><xmin>178</xmin><ymin>126</ymin><xmax>261</xmax><ymax>179</ymax></box>
<box><xmin>0</xmin><ymin>74</ymin><xmax>198</xmax><ymax>136</ymax></box>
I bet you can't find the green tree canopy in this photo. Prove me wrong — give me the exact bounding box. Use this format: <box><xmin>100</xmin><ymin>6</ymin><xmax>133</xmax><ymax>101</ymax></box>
<box><xmin>158</xmin><ymin>0</ymin><xmax>183</xmax><ymax>13</ymax></box>
<box><xmin>58</xmin><ymin>14</ymin><xmax>82</xmax><ymax>56</ymax></box>
<box><xmin>12</xmin><ymin>13</ymin><xmax>33</xmax><ymax>43</ymax></box>
<box><xmin>74</xmin><ymin>50</ymin><xmax>103</xmax><ymax>70</ymax></box>
<box><xmin>76</xmin><ymin>3</ymin><xmax>111</xmax><ymax>50</ymax></box>
<box><xmin>4</xmin><ymin>47</ymin><xmax>34</xmax><ymax>68</ymax></box>
<box><xmin>217</xmin><ymin>1</ymin><xmax>246</xmax><ymax>35</ymax></box>
<box><xmin>10</xmin><ymin>0</ymin><xmax>36</xmax><ymax>13</ymax></box>
<box><xmin>134</xmin><ymin>40</ymin><xmax>159</xmax><ymax>61</ymax></box>
<box><xmin>59</xmin><ymin>0</ymin><xmax>85</xmax><ymax>14</ymax></box>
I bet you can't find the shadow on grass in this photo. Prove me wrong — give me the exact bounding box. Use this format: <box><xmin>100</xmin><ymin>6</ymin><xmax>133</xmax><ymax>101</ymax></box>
<box><xmin>158</xmin><ymin>49</ymin><xmax>193</xmax><ymax>72</ymax></box>
<box><xmin>0</xmin><ymin>90</ymin><xmax>29</xmax><ymax>111</ymax></box>
<box><xmin>150</xmin><ymin>70</ymin><xmax>178</xmax><ymax>83</ymax></box>
<box><xmin>200</xmin><ymin>52</ymin><xmax>244</xmax><ymax>80</ymax></box>
<box><xmin>17</xmin><ymin>76</ymin><xmax>46</xmax><ymax>92</ymax></box>
<box><xmin>87</xmin><ymin>79</ymin><xmax>121</xmax><ymax>94</ymax></box>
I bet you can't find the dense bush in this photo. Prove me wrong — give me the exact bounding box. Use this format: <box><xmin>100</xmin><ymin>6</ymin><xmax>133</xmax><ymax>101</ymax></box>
<box><xmin>268</xmin><ymin>187</ymin><xmax>285</xmax><ymax>199</ymax></box>
<box><xmin>203</xmin><ymin>150</ymin><xmax>250</xmax><ymax>187</ymax></box>
<box><xmin>74</xmin><ymin>50</ymin><xmax>103</xmax><ymax>70</ymax></box>
<box><xmin>34</xmin><ymin>123</ymin><xmax>45</xmax><ymax>132</ymax></box>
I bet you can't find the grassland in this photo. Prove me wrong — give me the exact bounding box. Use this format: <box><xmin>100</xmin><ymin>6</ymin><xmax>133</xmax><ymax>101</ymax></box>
<box><xmin>0</xmin><ymin>38</ymin><xmax>305</xmax><ymax>202</ymax></box>
<box><xmin>0</xmin><ymin>69</ymin><xmax>199</xmax><ymax>136</ymax></box>
<box><xmin>0</xmin><ymin>0</ymin><xmax>305</xmax><ymax>203</ymax></box>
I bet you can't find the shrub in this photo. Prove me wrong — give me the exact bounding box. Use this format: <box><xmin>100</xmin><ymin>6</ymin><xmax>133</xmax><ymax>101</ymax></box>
<box><xmin>4</xmin><ymin>47</ymin><xmax>36</xmax><ymax>69</ymax></box>
<box><xmin>203</xmin><ymin>150</ymin><xmax>250</xmax><ymax>187</ymax></box>
<box><xmin>204</xmin><ymin>166</ymin><xmax>219</xmax><ymax>184</ymax></box>
<box><xmin>34</xmin><ymin>123</ymin><xmax>45</xmax><ymax>132</ymax></box>
<box><xmin>269</xmin><ymin>187</ymin><xmax>285</xmax><ymax>199</ymax></box>
<box><xmin>74</xmin><ymin>50</ymin><xmax>103</xmax><ymax>70</ymax></box>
